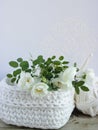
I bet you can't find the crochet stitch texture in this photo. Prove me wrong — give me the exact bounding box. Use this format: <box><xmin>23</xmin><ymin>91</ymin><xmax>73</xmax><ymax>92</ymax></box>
<box><xmin>0</xmin><ymin>79</ymin><xmax>74</xmax><ymax>129</ymax></box>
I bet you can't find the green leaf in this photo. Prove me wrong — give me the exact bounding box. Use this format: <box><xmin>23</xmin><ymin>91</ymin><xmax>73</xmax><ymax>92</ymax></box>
<box><xmin>46</xmin><ymin>72</ymin><xmax>53</xmax><ymax>80</ymax></box>
<box><xmin>7</xmin><ymin>74</ymin><xmax>12</xmax><ymax>78</ymax></box>
<box><xmin>72</xmin><ymin>81</ymin><xmax>76</xmax><ymax>86</ymax></box>
<box><xmin>59</xmin><ymin>56</ymin><xmax>64</xmax><ymax>60</ymax></box>
<box><xmin>62</xmin><ymin>61</ymin><xmax>69</xmax><ymax>64</ymax></box>
<box><xmin>38</xmin><ymin>55</ymin><xmax>45</xmax><ymax>63</ymax></box>
<box><xmin>25</xmin><ymin>69</ymin><xmax>31</xmax><ymax>73</ymax></box>
<box><xmin>53</xmin><ymin>61</ymin><xmax>61</xmax><ymax>65</ymax></box>
<box><xmin>51</xmin><ymin>56</ymin><xmax>56</xmax><ymax>59</ymax></box>
<box><xmin>45</xmin><ymin>58</ymin><xmax>52</xmax><ymax>65</ymax></box>
<box><xmin>82</xmin><ymin>74</ymin><xmax>86</xmax><ymax>79</ymax></box>
<box><xmin>33</xmin><ymin>55</ymin><xmax>45</xmax><ymax>65</ymax></box>
<box><xmin>17</xmin><ymin>58</ymin><xmax>23</xmax><ymax>62</ymax></box>
<box><xmin>63</xmin><ymin>66</ymin><xmax>68</xmax><ymax>69</ymax></box>
<box><xmin>20</xmin><ymin>61</ymin><xmax>29</xmax><ymax>71</ymax></box>
<box><xmin>76</xmin><ymin>81</ymin><xmax>85</xmax><ymax>87</ymax></box>
<box><xmin>9</xmin><ymin>61</ymin><xmax>18</xmax><ymax>68</ymax></box>
<box><xmin>33</xmin><ymin>60</ymin><xmax>38</xmax><ymax>65</ymax></box>
<box><xmin>55</xmin><ymin>67</ymin><xmax>62</xmax><ymax>73</ymax></box>
<box><xmin>13</xmin><ymin>69</ymin><xmax>21</xmax><ymax>77</ymax></box>
<box><xmin>40</xmin><ymin>64</ymin><xmax>45</xmax><ymax>68</ymax></box>
<box><xmin>11</xmin><ymin>78</ymin><xmax>16</xmax><ymax>83</ymax></box>
<box><xmin>47</xmin><ymin>66</ymin><xmax>53</xmax><ymax>71</ymax></box>
<box><xmin>42</xmin><ymin>69</ymin><xmax>47</xmax><ymax>76</ymax></box>
<box><xmin>81</xmin><ymin>86</ymin><xmax>89</xmax><ymax>91</ymax></box>
<box><xmin>75</xmin><ymin>86</ymin><xmax>80</xmax><ymax>94</ymax></box>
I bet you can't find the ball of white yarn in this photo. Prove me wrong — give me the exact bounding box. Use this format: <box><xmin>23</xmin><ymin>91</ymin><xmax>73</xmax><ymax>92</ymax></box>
<box><xmin>75</xmin><ymin>69</ymin><xmax>98</xmax><ymax>117</ymax></box>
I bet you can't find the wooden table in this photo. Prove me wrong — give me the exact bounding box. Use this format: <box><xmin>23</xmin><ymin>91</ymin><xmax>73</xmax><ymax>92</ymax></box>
<box><xmin>0</xmin><ymin>111</ymin><xmax>98</xmax><ymax>130</ymax></box>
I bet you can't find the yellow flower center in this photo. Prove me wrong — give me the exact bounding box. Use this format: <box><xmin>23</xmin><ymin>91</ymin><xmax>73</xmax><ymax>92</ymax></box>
<box><xmin>27</xmin><ymin>79</ymin><xmax>30</xmax><ymax>82</ymax></box>
<box><xmin>35</xmin><ymin>89</ymin><xmax>43</xmax><ymax>93</ymax></box>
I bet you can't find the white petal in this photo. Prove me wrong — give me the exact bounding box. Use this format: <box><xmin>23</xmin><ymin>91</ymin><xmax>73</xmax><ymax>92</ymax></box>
<box><xmin>20</xmin><ymin>71</ymin><xmax>25</xmax><ymax>77</ymax></box>
<box><xmin>31</xmin><ymin>82</ymin><xmax>49</xmax><ymax>97</ymax></box>
<box><xmin>17</xmin><ymin>72</ymin><xmax>34</xmax><ymax>90</ymax></box>
<box><xmin>61</xmin><ymin>66</ymin><xmax>76</xmax><ymax>82</ymax></box>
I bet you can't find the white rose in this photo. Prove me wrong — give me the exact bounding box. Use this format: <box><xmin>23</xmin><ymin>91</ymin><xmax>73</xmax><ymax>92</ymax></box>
<box><xmin>61</xmin><ymin>66</ymin><xmax>77</xmax><ymax>82</ymax></box>
<box><xmin>58</xmin><ymin>66</ymin><xmax>77</xmax><ymax>88</ymax></box>
<box><xmin>52</xmin><ymin>67</ymin><xmax>76</xmax><ymax>91</ymax></box>
<box><xmin>17</xmin><ymin>72</ymin><xmax>35</xmax><ymax>90</ymax></box>
<box><xmin>31</xmin><ymin>82</ymin><xmax>49</xmax><ymax>97</ymax></box>
<box><xmin>52</xmin><ymin>78</ymin><xmax>71</xmax><ymax>90</ymax></box>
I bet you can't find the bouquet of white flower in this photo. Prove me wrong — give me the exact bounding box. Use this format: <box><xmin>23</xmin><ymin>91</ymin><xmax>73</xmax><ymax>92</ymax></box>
<box><xmin>6</xmin><ymin>55</ymin><xmax>89</xmax><ymax>96</ymax></box>
<box><xmin>0</xmin><ymin>55</ymin><xmax>89</xmax><ymax>129</ymax></box>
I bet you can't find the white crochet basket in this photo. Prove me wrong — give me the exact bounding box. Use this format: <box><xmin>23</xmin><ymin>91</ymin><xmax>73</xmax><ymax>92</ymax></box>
<box><xmin>0</xmin><ymin>78</ymin><xmax>75</xmax><ymax>129</ymax></box>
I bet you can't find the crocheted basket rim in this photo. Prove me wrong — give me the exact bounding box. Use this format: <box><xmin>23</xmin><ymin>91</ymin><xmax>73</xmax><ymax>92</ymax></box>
<box><xmin>0</xmin><ymin>78</ymin><xmax>31</xmax><ymax>92</ymax></box>
<box><xmin>0</xmin><ymin>77</ymin><xmax>75</xmax><ymax>108</ymax></box>
<box><xmin>0</xmin><ymin>77</ymin><xmax>74</xmax><ymax>94</ymax></box>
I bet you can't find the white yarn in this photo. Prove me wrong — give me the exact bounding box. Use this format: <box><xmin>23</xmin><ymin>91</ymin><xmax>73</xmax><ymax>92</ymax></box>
<box><xmin>0</xmin><ymin>78</ymin><xmax>75</xmax><ymax>129</ymax></box>
<box><xmin>75</xmin><ymin>69</ymin><xmax>98</xmax><ymax>117</ymax></box>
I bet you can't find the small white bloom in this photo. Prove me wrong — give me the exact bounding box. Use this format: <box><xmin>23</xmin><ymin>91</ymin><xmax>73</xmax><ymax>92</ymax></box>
<box><xmin>55</xmin><ymin>66</ymin><xmax>77</xmax><ymax>89</ymax></box>
<box><xmin>61</xmin><ymin>66</ymin><xmax>77</xmax><ymax>82</ymax></box>
<box><xmin>31</xmin><ymin>82</ymin><xmax>49</xmax><ymax>97</ymax></box>
<box><xmin>52</xmin><ymin>66</ymin><xmax>76</xmax><ymax>90</ymax></box>
<box><xmin>52</xmin><ymin>78</ymin><xmax>70</xmax><ymax>90</ymax></box>
<box><xmin>17</xmin><ymin>72</ymin><xmax>35</xmax><ymax>90</ymax></box>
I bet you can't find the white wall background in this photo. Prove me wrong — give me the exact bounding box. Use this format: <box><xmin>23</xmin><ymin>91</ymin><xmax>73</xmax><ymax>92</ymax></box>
<box><xmin>0</xmin><ymin>0</ymin><xmax>98</xmax><ymax>80</ymax></box>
